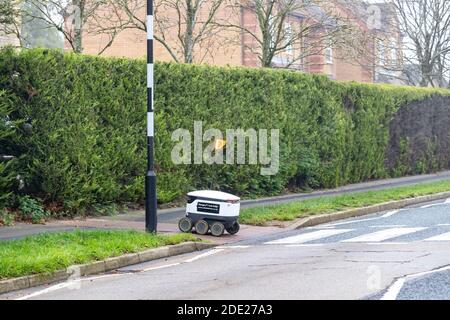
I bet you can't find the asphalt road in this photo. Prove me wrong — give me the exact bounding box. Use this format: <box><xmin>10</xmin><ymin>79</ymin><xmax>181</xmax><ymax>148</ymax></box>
<box><xmin>3</xmin><ymin>198</ymin><xmax>450</xmax><ymax>300</ymax></box>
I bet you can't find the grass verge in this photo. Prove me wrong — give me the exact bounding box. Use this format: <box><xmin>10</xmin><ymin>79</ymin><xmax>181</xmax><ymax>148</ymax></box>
<box><xmin>240</xmin><ymin>179</ymin><xmax>450</xmax><ymax>225</ymax></box>
<box><xmin>0</xmin><ymin>230</ymin><xmax>198</xmax><ymax>280</ymax></box>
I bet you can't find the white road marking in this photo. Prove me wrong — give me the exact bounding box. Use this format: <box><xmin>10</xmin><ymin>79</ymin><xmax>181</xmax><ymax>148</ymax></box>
<box><xmin>15</xmin><ymin>274</ymin><xmax>122</xmax><ymax>300</ymax></box>
<box><xmin>370</xmin><ymin>225</ymin><xmax>406</xmax><ymax>228</ymax></box>
<box><xmin>420</xmin><ymin>202</ymin><xmax>447</xmax><ymax>209</ymax></box>
<box><xmin>382</xmin><ymin>210</ymin><xmax>402</xmax><ymax>218</ymax></box>
<box><xmin>342</xmin><ymin>228</ymin><xmax>426</xmax><ymax>243</ymax></box>
<box><xmin>321</xmin><ymin>217</ymin><xmax>379</xmax><ymax>228</ymax></box>
<box><xmin>265</xmin><ymin>229</ymin><xmax>353</xmax><ymax>245</ymax></box>
<box><xmin>407</xmin><ymin>265</ymin><xmax>450</xmax><ymax>278</ymax></box>
<box><xmin>285</xmin><ymin>244</ymin><xmax>324</xmax><ymax>248</ymax></box>
<box><xmin>381</xmin><ymin>265</ymin><xmax>450</xmax><ymax>300</ymax></box>
<box><xmin>15</xmin><ymin>249</ymin><xmax>227</xmax><ymax>300</ymax></box>
<box><xmin>16</xmin><ymin>283</ymin><xmax>74</xmax><ymax>300</ymax></box>
<box><xmin>215</xmin><ymin>245</ymin><xmax>252</xmax><ymax>249</ymax></box>
<box><xmin>445</xmin><ymin>198</ymin><xmax>450</xmax><ymax>204</ymax></box>
<box><xmin>381</xmin><ymin>278</ymin><xmax>406</xmax><ymax>300</ymax></box>
<box><xmin>366</xmin><ymin>242</ymin><xmax>408</xmax><ymax>245</ymax></box>
<box><xmin>184</xmin><ymin>249</ymin><xmax>225</xmax><ymax>263</ymax></box>
<box><xmin>424</xmin><ymin>232</ymin><xmax>450</xmax><ymax>242</ymax></box>
<box><xmin>141</xmin><ymin>262</ymin><xmax>180</xmax><ymax>272</ymax></box>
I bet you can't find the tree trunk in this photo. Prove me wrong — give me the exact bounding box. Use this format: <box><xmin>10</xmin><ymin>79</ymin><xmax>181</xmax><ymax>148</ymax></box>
<box><xmin>261</xmin><ymin>44</ymin><xmax>271</xmax><ymax>67</ymax></box>
<box><xmin>183</xmin><ymin>0</ymin><xmax>195</xmax><ymax>63</ymax></box>
<box><xmin>72</xmin><ymin>0</ymin><xmax>83</xmax><ymax>53</ymax></box>
<box><xmin>73</xmin><ymin>28</ymin><xmax>83</xmax><ymax>53</ymax></box>
<box><xmin>420</xmin><ymin>63</ymin><xmax>433</xmax><ymax>87</ymax></box>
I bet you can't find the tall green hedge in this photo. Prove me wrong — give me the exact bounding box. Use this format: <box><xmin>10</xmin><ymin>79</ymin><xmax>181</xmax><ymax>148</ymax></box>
<box><xmin>0</xmin><ymin>89</ymin><xmax>18</xmax><ymax>208</ymax></box>
<box><xmin>1</xmin><ymin>48</ymin><xmax>449</xmax><ymax>214</ymax></box>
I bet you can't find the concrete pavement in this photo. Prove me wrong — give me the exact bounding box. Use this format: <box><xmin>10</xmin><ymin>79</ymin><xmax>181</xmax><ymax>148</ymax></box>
<box><xmin>3</xmin><ymin>197</ymin><xmax>450</xmax><ymax>300</ymax></box>
<box><xmin>2</xmin><ymin>170</ymin><xmax>450</xmax><ymax>242</ymax></box>
<box><xmin>96</xmin><ymin>169</ymin><xmax>450</xmax><ymax>224</ymax></box>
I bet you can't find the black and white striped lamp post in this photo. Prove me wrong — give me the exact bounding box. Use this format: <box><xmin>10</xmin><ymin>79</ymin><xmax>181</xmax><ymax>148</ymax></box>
<box><xmin>145</xmin><ymin>0</ymin><xmax>157</xmax><ymax>233</ymax></box>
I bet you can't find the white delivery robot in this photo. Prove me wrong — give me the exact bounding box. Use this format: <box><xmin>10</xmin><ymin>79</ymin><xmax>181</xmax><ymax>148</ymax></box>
<box><xmin>178</xmin><ymin>190</ymin><xmax>240</xmax><ymax>237</ymax></box>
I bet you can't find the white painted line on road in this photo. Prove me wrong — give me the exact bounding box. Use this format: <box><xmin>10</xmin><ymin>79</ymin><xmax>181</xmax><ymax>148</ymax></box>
<box><xmin>341</xmin><ymin>228</ymin><xmax>426</xmax><ymax>243</ymax></box>
<box><xmin>16</xmin><ymin>282</ymin><xmax>75</xmax><ymax>300</ymax></box>
<box><xmin>420</xmin><ymin>202</ymin><xmax>447</xmax><ymax>209</ymax></box>
<box><xmin>382</xmin><ymin>210</ymin><xmax>402</xmax><ymax>218</ymax></box>
<box><xmin>437</xmin><ymin>224</ymin><xmax>450</xmax><ymax>226</ymax></box>
<box><xmin>15</xmin><ymin>273</ymin><xmax>122</xmax><ymax>300</ymax></box>
<box><xmin>445</xmin><ymin>198</ymin><xmax>450</xmax><ymax>204</ymax></box>
<box><xmin>381</xmin><ymin>265</ymin><xmax>450</xmax><ymax>300</ymax></box>
<box><xmin>141</xmin><ymin>249</ymin><xmax>228</xmax><ymax>271</ymax></box>
<box><xmin>424</xmin><ymin>231</ymin><xmax>450</xmax><ymax>242</ymax></box>
<box><xmin>141</xmin><ymin>262</ymin><xmax>181</xmax><ymax>272</ymax></box>
<box><xmin>370</xmin><ymin>225</ymin><xmax>406</xmax><ymax>228</ymax></box>
<box><xmin>265</xmin><ymin>229</ymin><xmax>353</xmax><ymax>245</ymax></box>
<box><xmin>285</xmin><ymin>244</ymin><xmax>324</xmax><ymax>248</ymax></box>
<box><xmin>380</xmin><ymin>278</ymin><xmax>406</xmax><ymax>300</ymax></box>
<box><xmin>321</xmin><ymin>217</ymin><xmax>379</xmax><ymax>228</ymax></box>
<box><xmin>306</xmin><ymin>226</ymin><xmax>335</xmax><ymax>229</ymax></box>
<box><xmin>366</xmin><ymin>242</ymin><xmax>408</xmax><ymax>245</ymax></box>
<box><xmin>184</xmin><ymin>248</ymin><xmax>225</xmax><ymax>263</ymax></box>
<box><xmin>215</xmin><ymin>245</ymin><xmax>252</xmax><ymax>249</ymax></box>
<box><xmin>406</xmin><ymin>265</ymin><xmax>450</xmax><ymax>278</ymax></box>
<box><xmin>15</xmin><ymin>249</ymin><xmax>227</xmax><ymax>300</ymax></box>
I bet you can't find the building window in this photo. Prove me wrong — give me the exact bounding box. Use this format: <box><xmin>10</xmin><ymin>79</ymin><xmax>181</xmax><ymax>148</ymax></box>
<box><xmin>268</xmin><ymin>13</ymin><xmax>276</xmax><ymax>51</ymax></box>
<box><xmin>284</xmin><ymin>22</ymin><xmax>293</xmax><ymax>55</ymax></box>
<box><xmin>378</xmin><ymin>39</ymin><xmax>385</xmax><ymax>66</ymax></box>
<box><xmin>325</xmin><ymin>45</ymin><xmax>333</xmax><ymax>64</ymax></box>
<box><xmin>390</xmin><ymin>38</ymin><xmax>397</xmax><ymax>66</ymax></box>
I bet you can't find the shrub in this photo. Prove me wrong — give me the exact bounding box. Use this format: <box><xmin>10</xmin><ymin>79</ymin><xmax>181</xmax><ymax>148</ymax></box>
<box><xmin>0</xmin><ymin>208</ymin><xmax>14</xmax><ymax>226</ymax></box>
<box><xmin>0</xmin><ymin>88</ymin><xmax>18</xmax><ymax>209</ymax></box>
<box><xmin>17</xmin><ymin>195</ymin><xmax>49</xmax><ymax>224</ymax></box>
<box><xmin>0</xmin><ymin>48</ymin><xmax>449</xmax><ymax>215</ymax></box>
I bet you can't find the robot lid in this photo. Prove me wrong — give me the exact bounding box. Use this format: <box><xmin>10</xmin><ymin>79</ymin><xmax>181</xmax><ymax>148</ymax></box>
<box><xmin>187</xmin><ymin>190</ymin><xmax>240</xmax><ymax>202</ymax></box>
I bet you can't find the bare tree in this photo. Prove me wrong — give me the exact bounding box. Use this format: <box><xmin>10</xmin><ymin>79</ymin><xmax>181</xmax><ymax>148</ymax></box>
<box><xmin>318</xmin><ymin>0</ymin><xmax>412</xmax><ymax>86</ymax></box>
<box><xmin>84</xmin><ymin>2</ymin><xmax>133</xmax><ymax>55</ymax></box>
<box><xmin>103</xmin><ymin>0</ymin><xmax>229</xmax><ymax>63</ymax></box>
<box><xmin>217</xmin><ymin>0</ymin><xmax>354</xmax><ymax>68</ymax></box>
<box><xmin>0</xmin><ymin>0</ymin><xmax>24</xmax><ymax>46</ymax></box>
<box><xmin>22</xmin><ymin>0</ymin><xmax>115</xmax><ymax>53</ymax></box>
<box><xmin>392</xmin><ymin>0</ymin><xmax>450</xmax><ymax>87</ymax></box>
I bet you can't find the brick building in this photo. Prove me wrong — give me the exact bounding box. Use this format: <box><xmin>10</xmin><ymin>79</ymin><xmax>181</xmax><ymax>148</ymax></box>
<box><xmin>78</xmin><ymin>0</ymin><xmax>402</xmax><ymax>84</ymax></box>
<box><xmin>334</xmin><ymin>1</ymin><xmax>404</xmax><ymax>84</ymax></box>
<box><xmin>0</xmin><ymin>32</ymin><xmax>19</xmax><ymax>47</ymax></box>
<box><xmin>0</xmin><ymin>12</ymin><xmax>19</xmax><ymax>48</ymax></box>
